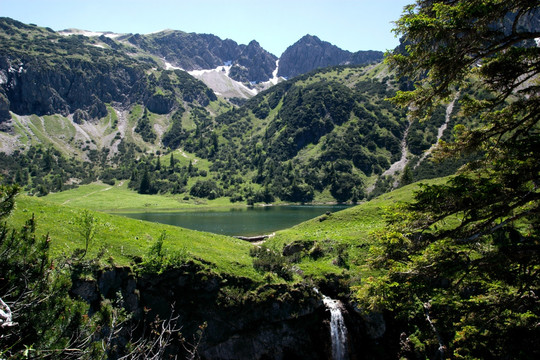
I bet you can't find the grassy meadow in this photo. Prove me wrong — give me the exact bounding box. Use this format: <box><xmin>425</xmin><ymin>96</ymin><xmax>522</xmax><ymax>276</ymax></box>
<box><xmin>11</xmin><ymin>176</ymin><xmax>449</xmax><ymax>284</ymax></box>
<box><xmin>264</xmin><ymin>177</ymin><xmax>448</xmax><ymax>280</ymax></box>
<box><xmin>43</xmin><ymin>181</ymin><xmax>243</xmax><ymax>212</ymax></box>
<box><xmin>8</xmin><ymin>194</ymin><xmax>263</xmax><ymax>281</ymax></box>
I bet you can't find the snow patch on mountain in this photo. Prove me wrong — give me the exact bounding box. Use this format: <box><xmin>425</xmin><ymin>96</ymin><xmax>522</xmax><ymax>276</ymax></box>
<box><xmin>263</xmin><ymin>60</ymin><xmax>281</xmax><ymax>86</ymax></box>
<box><xmin>188</xmin><ymin>65</ymin><xmax>258</xmax><ymax>98</ymax></box>
<box><xmin>59</xmin><ymin>29</ymin><xmax>123</xmax><ymax>38</ymax></box>
<box><xmin>164</xmin><ymin>61</ymin><xmax>184</xmax><ymax>71</ymax></box>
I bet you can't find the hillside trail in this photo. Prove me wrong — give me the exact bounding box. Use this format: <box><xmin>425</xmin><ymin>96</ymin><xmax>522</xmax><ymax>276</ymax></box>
<box><xmin>61</xmin><ymin>185</ymin><xmax>112</xmax><ymax>205</ymax></box>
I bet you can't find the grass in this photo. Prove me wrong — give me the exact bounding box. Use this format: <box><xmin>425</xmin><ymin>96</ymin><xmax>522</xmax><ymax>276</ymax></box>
<box><xmin>44</xmin><ymin>181</ymin><xmax>243</xmax><ymax>212</ymax></box>
<box><xmin>39</xmin><ymin>174</ymin><xmax>451</xmax><ymax>285</ymax></box>
<box><xmin>8</xmin><ymin>195</ymin><xmax>263</xmax><ymax>281</ymax></box>
<box><xmin>265</xmin><ymin>177</ymin><xmax>449</xmax><ymax>280</ymax></box>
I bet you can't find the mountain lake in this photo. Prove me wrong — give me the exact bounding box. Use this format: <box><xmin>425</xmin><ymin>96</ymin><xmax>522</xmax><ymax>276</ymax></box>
<box><xmin>118</xmin><ymin>205</ymin><xmax>350</xmax><ymax>237</ymax></box>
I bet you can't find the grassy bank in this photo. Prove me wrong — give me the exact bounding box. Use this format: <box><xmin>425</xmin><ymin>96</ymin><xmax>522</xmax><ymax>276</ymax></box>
<box><xmin>8</xmin><ymin>195</ymin><xmax>263</xmax><ymax>281</ymax></box>
<box><xmin>266</xmin><ymin>177</ymin><xmax>448</xmax><ymax>280</ymax></box>
<box><xmin>28</xmin><ymin>177</ymin><xmax>449</xmax><ymax>285</ymax></box>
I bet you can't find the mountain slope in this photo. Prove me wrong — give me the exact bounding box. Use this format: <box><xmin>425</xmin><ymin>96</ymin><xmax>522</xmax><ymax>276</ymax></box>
<box><xmin>0</xmin><ymin>18</ymin><xmax>465</xmax><ymax>203</ymax></box>
<box><xmin>123</xmin><ymin>30</ymin><xmax>278</xmax><ymax>83</ymax></box>
<box><xmin>0</xmin><ymin>18</ymin><xmax>220</xmax><ymax>124</ymax></box>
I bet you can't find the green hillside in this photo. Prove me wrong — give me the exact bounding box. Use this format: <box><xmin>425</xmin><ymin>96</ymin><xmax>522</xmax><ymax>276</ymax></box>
<box><xmin>10</xmin><ymin>173</ymin><xmax>446</xmax><ymax>286</ymax></box>
<box><xmin>8</xmin><ymin>194</ymin><xmax>262</xmax><ymax>281</ymax></box>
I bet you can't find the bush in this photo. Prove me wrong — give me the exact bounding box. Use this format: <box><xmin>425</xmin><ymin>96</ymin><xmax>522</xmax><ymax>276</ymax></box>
<box><xmin>189</xmin><ymin>179</ymin><xmax>222</xmax><ymax>199</ymax></box>
<box><xmin>249</xmin><ymin>246</ymin><xmax>293</xmax><ymax>281</ymax></box>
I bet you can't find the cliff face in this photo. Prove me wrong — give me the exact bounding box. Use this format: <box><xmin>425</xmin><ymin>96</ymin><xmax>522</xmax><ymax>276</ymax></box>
<box><xmin>72</xmin><ymin>264</ymin><xmax>404</xmax><ymax>360</ymax></box>
<box><xmin>0</xmin><ymin>18</ymin><xmax>218</xmax><ymax>123</ymax></box>
<box><xmin>128</xmin><ymin>31</ymin><xmax>278</xmax><ymax>83</ymax></box>
<box><xmin>230</xmin><ymin>40</ymin><xmax>278</xmax><ymax>83</ymax></box>
<box><xmin>72</xmin><ymin>264</ymin><xmax>332</xmax><ymax>360</ymax></box>
<box><xmin>277</xmin><ymin>35</ymin><xmax>383</xmax><ymax>79</ymax></box>
<box><xmin>0</xmin><ymin>55</ymin><xmax>145</xmax><ymax>119</ymax></box>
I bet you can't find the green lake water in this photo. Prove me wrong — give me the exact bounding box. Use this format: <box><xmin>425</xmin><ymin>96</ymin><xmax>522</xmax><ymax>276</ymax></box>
<box><xmin>118</xmin><ymin>205</ymin><xmax>350</xmax><ymax>237</ymax></box>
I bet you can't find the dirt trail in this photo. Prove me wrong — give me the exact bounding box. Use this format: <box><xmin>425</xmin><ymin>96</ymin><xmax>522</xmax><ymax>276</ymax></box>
<box><xmin>61</xmin><ymin>185</ymin><xmax>112</xmax><ymax>205</ymax></box>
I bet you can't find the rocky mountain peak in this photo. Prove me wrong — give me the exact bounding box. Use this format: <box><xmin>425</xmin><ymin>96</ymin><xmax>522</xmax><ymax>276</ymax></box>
<box><xmin>277</xmin><ymin>34</ymin><xmax>383</xmax><ymax>79</ymax></box>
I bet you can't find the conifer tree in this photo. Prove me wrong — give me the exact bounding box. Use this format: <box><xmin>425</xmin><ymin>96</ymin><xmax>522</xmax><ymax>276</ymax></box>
<box><xmin>356</xmin><ymin>1</ymin><xmax>540</xmax><ymax>358</ymax></box>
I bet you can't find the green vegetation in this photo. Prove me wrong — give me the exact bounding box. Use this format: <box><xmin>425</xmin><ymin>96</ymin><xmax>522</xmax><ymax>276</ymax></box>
<box><xmin>9</xmin><ymin>195</ymin><xmax>261</xmax><ymax>280</ymax></box>
<box><xmin>0</xmin><ymin>16</ymin><xmax>461</xmax><ymax>204</ymax></box>
<box><xmin>2</xmin><ymin>182</ymin><xmax>263</xmax><ymax>358</ymax></box>
<box><xmin>262</xmin><ymin>178</ymin><xmax>447</xmax><ymax>286</ymax></box>
<box><xmin>2</xmin><ymin>5</ymin><xmax>538</xmax><ymax>357</ymax></box>
<box><xmin>355</xmin><ymin>1</ymin><xmax>540</xmax><ymax>359</ymax></box>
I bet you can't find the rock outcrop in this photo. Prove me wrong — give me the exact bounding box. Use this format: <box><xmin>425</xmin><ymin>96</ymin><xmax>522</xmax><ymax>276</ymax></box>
<box><xmin>278</xmin><ymin>35</ymin><xmax>383</xmax><ymax>79</ymax></box>
<box><xmin>0</xmin><ymin>18</ymin><xmax>216</xmax><ymax>121</ymax></box>
<box><xmin>71</xmin><ymin>264</ymin><xmax>334</xmax><ymax>359</ymax></box>
<box><xmin>127</xmin><ymin>30</ymin><xmax>278</xmax><ymax>83</ymax></box>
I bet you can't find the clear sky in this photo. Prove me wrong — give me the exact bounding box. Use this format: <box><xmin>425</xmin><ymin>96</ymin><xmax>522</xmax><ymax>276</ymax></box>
<box><xmin>2</xmin><ymin>0</ymin><xmax>412</xmax><ymax>56</ymax></box>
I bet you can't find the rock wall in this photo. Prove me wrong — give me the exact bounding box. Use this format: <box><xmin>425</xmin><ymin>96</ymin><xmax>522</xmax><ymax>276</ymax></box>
<box><xmin>71</xmin><ymin>264</ymin><xmax>334</xmax><ymax>359</ymax></box>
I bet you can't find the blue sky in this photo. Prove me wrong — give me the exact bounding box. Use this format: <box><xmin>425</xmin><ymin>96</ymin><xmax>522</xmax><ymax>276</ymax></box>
<box><xmin>2</xmin><ymin>0</ymin><xmax>412</xmax><ymax>56</ymax></box>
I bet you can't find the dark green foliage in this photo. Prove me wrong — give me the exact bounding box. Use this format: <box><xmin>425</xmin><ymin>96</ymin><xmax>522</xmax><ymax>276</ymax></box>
<box><xmin>250</xmin><ymin>245</ymin><xmax>293</xmax><ymax>281</ymax></box>
<box><xmin>138</xmin><ymin>169</ymin><xmax>154</xmax><ymax>194</ymax></box>
<box><xmin>203</xmin><ymin>65</ymin><xmax>410</xmax><ymax>203</ymax></box>
<box><xmin>189</xmin><ymin>179</ymin><xmax>222</xmax><ymax>199</ymax></box>
<box><xmin>269</xmin><ymin>81</ymin><xmax>356</xmax><ymax>159</ymax></box>
<box><xmin>279</xmin><ymin>181</ymin><xmax>314</xmax><ymax>203</ymax></box>
<box><xmin>0</xmin><ymin>184</ymin><xmax>93</xmax><ymax>358</ymax></box>
<box><xmin>162</xmin><ymin>109</ymin><xmax>187</xmax><ymax>149</ymax></box>
<box><xmin>0</xmin><ymin>146</ymin><xmax>94</xmax><ymax>195</ymax></box>
<box><xmin>330</xmin><ymin>173</ymin><xmax>363</xmax><ymax>203</ymax></box>
<box><xmin>358</xmin><ymin>1</ymin><xmax>540</xmax><ymax>358</ymax></box>
<box><xmin>135</xmin><ymin>108</ymin><xmax>157</xmax><ymax>143</ymax></box>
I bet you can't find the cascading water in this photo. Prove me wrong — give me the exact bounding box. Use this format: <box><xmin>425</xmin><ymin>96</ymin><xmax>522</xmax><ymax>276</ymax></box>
<box><xmin>323</xmin><ymin>295</ymin><xmax>349</xmax><ymax>360</ymax></box>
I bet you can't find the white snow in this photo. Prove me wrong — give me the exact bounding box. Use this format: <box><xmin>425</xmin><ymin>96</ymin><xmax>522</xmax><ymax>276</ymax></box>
<box><xmin>187</xmin><ymin>65</ymin><xmax>258</xmax><ymax>98</ymax></box>
<box><xmin>259</xmin><ymin>60</ymin><xmax>284</xmax><ymax>87</ymax></box>
<box><xmin>59</xmin><ymin>29</ymin><xmax>123</xmax><ymax>38</ymax></box>
<box><xmin>164</xmin><ymin>61</ymin><xmax>184</xmax><ymax>71</ymax></box>
<box><xmin>188</xmin><ymin>65</ymin><xmax>232</xmax><ymax>77</ymax></box>
<box><xmin>269</xmin><ymin>60</ymin><xmax>280</xmax><ymax>85</ymax></box>
<box><xmin>536</xmin><ymin>38</ymin><xmax>540</xmax><ymax>47</ymax></box>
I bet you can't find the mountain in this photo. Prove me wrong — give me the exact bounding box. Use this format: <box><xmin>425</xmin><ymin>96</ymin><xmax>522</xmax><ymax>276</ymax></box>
<box><xmin>123</xmin><ymin>30</ymin><xmax>278</xmax><ymax>83</ymax></box>
<box><xmin>278</xmin><ymin>35</ymin><xmax>384</xmax><ymax>79</ymax></box>
<box><xmin>0</xmin><ymin>17</ymin><xmax>461</xmax><ymax>202</ymax></box>
<box><xmin>0</xmin><ymin>18</ymin><xmax>218</xmax><ymax>123</ymax></box>
<box><xmin>56</xmin><ymin>28</ymin><xmax>383</xmax><ymax>99</ymax></box>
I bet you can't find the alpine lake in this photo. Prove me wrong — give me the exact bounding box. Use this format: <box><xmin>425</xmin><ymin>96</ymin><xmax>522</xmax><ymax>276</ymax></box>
<box><xmin>118</xmin><ymin>205</ymin><xmax>350</xmax><ymax>237</ymax></box>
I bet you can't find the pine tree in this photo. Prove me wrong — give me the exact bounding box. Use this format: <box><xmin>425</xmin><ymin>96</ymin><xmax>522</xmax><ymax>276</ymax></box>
<box><xmin>356</xmin><ymin>1</ymin><xmax>540</xmax><ymax>358</ymax></box>
<box><xmin>139</xmin><ymin>169</ymin><xmax>152</xmax><ymax>194</ymax></box>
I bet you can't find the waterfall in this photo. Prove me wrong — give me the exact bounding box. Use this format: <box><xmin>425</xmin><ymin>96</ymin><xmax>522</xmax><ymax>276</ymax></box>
<box><xmin>323</xmin><ymin>295</ymin><xmax>349</xmax><ymax>360</ymax></box>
